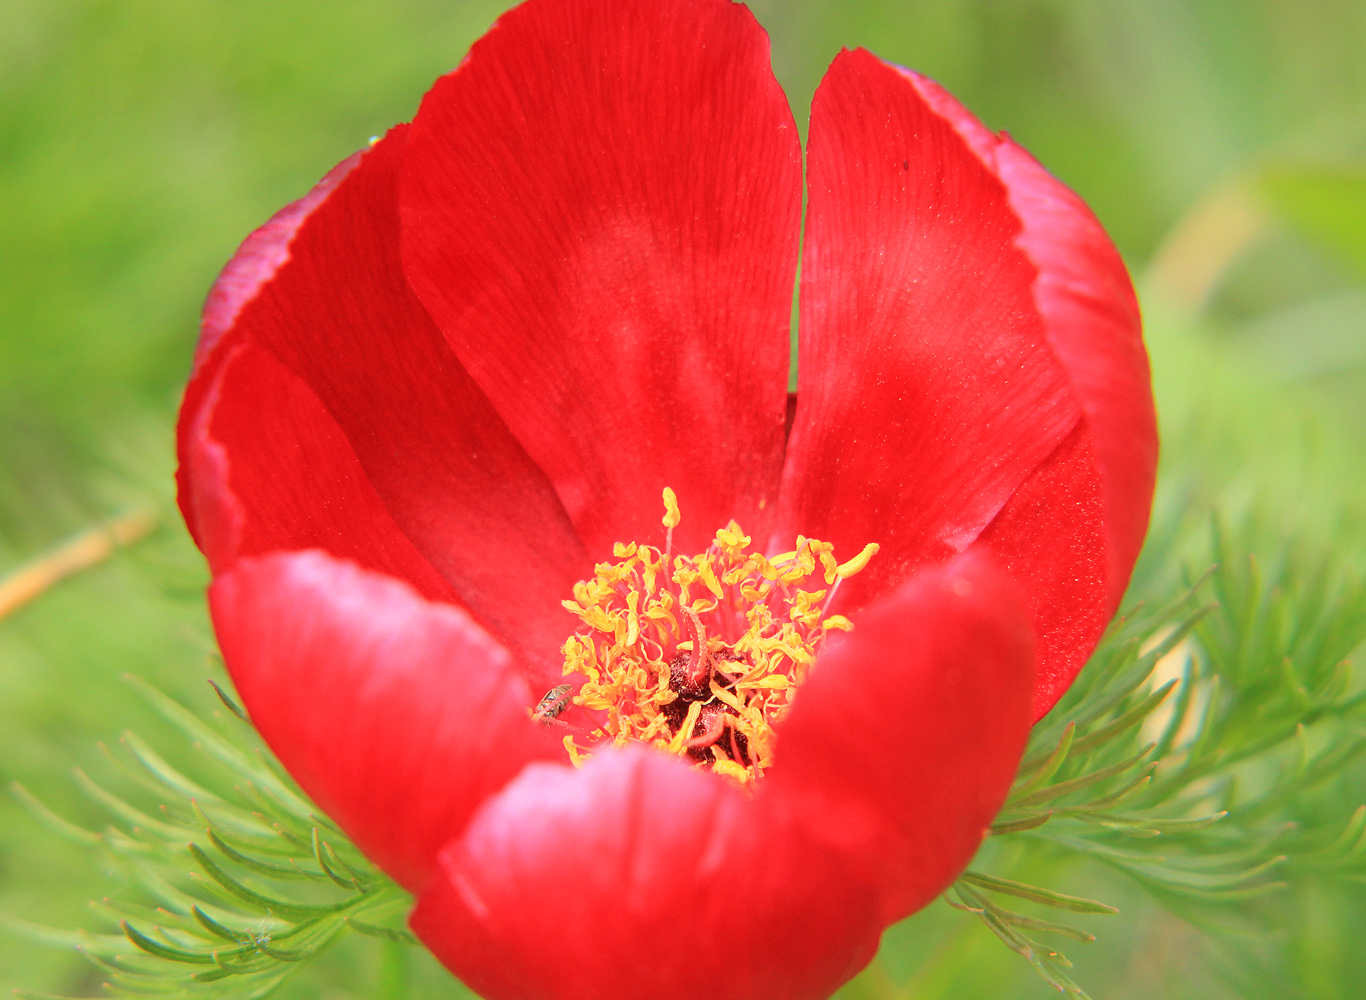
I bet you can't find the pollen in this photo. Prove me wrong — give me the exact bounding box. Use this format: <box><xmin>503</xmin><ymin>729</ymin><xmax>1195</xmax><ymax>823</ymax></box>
<box><xmin>554</xmin><ymin>489</ymin><xmax>878</xmax><ymax>785</ymax></box>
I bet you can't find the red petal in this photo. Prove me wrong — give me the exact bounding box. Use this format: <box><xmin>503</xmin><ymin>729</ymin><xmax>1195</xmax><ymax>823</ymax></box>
<box><xmin>209</xmin><ymin>551</ymin><xmax>563</xmax><ymax>892</ymax></box>
<box><xmin>777</xmin><ymin>51</ymin><xmax>1155</xmax><ymax>711</ymax></box>
<box><xmin>177</xmin><ymin>153</ymin><xmax>361</xmax><ymax>546</ymax></box>
<box><xmin>179</xmin><ymin>338</ymin><xmax>457</xmax><ymax>603</ymax></box>
<box><xmin>908</xmin><ymin>73</ymin><xmax>1157</xmax><ymax>618</ymax></box>
<box><xmin>400</xmin><ymin>0</ymin><xmax>801</xmax><ymax>556</ymax></box>
<box><xmin>765</xmin><ymin>552</ymin><xmax>1035</xmax><ymax>924</ymax></box>
<box><xmin>778</xmin><ymin>48</ymin><xmax>1080</xmax><ymax>608</ymax></box>
<box><xmin>412</xmin><ymin>748</ymin><xmax>882</xmax><ymax>1000</ymax></box>
<box><xmin>191</xmin><ymin>127</ymin><xmax>591</xmax><ymax>681</ymax></box>
<box><xmin>195</xmin><ymin>153</ymin><xmax>361</xmax><ymax>372</ymax></box>
<box><xmin>974</xmin><ymin>424</ymin><xmax>1109</xmax><ymax>718</ymax></box>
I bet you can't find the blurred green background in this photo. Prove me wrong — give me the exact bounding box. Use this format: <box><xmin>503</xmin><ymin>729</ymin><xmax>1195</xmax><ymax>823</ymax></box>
<box><xmin>2</xmin><ymin>0</ymin><xmax>1364</xmax><ymax>996</ymax></box>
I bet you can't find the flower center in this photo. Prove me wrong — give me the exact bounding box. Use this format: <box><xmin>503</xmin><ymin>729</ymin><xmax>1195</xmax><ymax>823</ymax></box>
<box><xmin>547</xmin><ymin>488</ymin><xmax>877</xmax><ymax>785</ymax></box>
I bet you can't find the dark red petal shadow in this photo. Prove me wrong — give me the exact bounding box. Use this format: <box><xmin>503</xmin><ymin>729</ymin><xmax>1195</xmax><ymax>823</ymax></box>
<box><xmin>765</xmin><ymin>551</ymin><xmax>1035</xmax><ymax>924</ymax></box>
<box><xmin>212</xmin><ymin>127</ymin><xmax>590</xmax><ymax>683</ymax></box>
<box><xmin>210</xmin><ymin>551</ymin><xmax>563</xmax><ymax>893</ymax></box>
<box><xmin>180</xmin><ymin>338</ymin><xmax>457</xmax><ymax>603</ymax></box>
<box><xmin>413</xmin><ymin>748</ymin><xmax>882</xmax><ymax>1000</ymax></box>
<box><xmin>401</xmin><ymin>0</ymin><xmax>801</xmax><ymax>556</ymax></box>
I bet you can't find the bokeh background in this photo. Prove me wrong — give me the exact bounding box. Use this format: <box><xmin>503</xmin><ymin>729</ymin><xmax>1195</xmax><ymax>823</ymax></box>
<box><xmin>2</xmin><ymin>0</ymin><xmax>1364</xmax><ymax>996</ymax></box>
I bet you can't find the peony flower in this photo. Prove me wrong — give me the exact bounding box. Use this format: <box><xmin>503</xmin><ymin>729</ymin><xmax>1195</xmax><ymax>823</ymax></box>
<box><xmin>176</xmin><ymin>0</ymin><xmax>1156</xmax><ymax>996</ymax></box>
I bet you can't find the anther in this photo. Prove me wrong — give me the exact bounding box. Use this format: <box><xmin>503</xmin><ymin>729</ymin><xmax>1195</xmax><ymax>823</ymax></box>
<box><xmin>661</xmin><ymin>486</ymin><xmax>680</xmax><ymax>566</ymax></box>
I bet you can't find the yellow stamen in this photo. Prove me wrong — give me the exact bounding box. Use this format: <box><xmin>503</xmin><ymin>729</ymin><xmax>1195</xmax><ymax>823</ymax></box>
<box><xmin>557</xmin><ymin>491</ymin><xmax>878</xmax><ymax>784</ymax></box>
<box><xmin>836</xmin><ymin>542</ymin><xmax>880</xmax><ymax>580</ymax></box>
<box><xmin>661</xmin><ymin>487</ymin><xmax>681</xmax><ymax>529</ymax></box>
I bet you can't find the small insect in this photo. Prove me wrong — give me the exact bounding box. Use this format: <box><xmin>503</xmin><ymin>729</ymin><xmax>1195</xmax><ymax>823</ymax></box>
<box><xmin>532</xmin><ymin>683</ymin><xmax>574</xmax><ymax>724</ymax></box>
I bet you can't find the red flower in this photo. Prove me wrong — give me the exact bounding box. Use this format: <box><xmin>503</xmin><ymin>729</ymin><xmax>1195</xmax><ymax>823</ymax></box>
<box><xmin>176</xmin><ymin>0</ymin><xmax>1156</xmax><ymax>996</ymax></box>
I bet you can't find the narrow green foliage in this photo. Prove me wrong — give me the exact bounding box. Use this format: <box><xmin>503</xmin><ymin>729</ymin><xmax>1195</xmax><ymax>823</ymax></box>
<box><xmin>3</xmin><ymin>681</ymin><xmax>413</xmax><ymax>999</ymax></box>
<box><xmin>208</xmin><ymin>679</ymin><xmax>250</xmax><ymax>721</ymax></box>
<box><xmin>945</xmin><ymin>881</ymin><xmax>1097</xmax><ymax>998</ymax></box>
<box><xmin>347</xmin><ymin>917</ymin><xmax>421</xmax><ymax>946</ymax></box>
<box><xmin>963</xmin><ymin>520</ymin><xmax>1366</xmax><ymax>994</ymax></box>
<box><xmin>958</xmin><ymin>872</ymin><xmax>1118</xmax><ymax>914</ymax></box>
